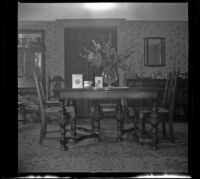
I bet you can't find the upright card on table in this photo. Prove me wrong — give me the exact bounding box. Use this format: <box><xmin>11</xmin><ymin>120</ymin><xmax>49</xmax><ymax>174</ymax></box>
<box><xmin>72</xmin><ymin>74</ymin><xmax>83</xmax><ymax>88</ymax></box>
<box><xmin>95</xmin><ymin>76</ymin><xmax>103</xmax><ymax>88</ymax></box>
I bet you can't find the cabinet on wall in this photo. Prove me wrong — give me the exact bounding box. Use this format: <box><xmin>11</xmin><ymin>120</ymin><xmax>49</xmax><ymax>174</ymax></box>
<box><xmin>18</xmin><ymin>30</ymin><xmax>46</xmax><ymax>96</ymax></box>
<box><xmin>125</xmin><ymin>78</ymin><xmax>188</xmax><ymax>120</ymax></box>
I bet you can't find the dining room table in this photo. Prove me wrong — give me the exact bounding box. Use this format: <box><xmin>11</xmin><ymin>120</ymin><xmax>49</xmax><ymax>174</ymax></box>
<box><xmin>55</xmin><ymin>86</ymin><xmax>161</xmax><ymax>150</ymax></box>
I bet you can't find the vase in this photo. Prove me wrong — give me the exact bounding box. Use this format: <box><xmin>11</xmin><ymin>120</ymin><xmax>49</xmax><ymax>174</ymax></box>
<box><xmin>102</xmin><ymin>65</ymin><xmax>118</xmax><ymax>87</ymax></box>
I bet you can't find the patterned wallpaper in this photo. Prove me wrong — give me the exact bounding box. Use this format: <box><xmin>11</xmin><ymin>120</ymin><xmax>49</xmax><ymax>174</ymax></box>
<box><xmin>18</xmin><ymin>20</ymin><xmax>188</xmax><ymax>89</ymax></box>
<box><xmin>18</xmin><ymin>21</ymin><xmax>62</xmax><ymax>93</ymax></box>
<box><xmin>118</xmin><ymin>21</ymin><xmax>188</xmax><ymax>79</ymax></box>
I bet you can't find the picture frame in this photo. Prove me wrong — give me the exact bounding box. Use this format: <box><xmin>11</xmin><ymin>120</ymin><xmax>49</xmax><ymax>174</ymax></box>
<box><xmin>95</xmin><ymin>76</ymin><xmax>103</xmax><ymax>87</ymax></box>
<box><xmin>144</xmin><ymin>37</ymin><xmax>165</xmax><ymax>66</ymax></box>
<box><xmin>72</xmin><ymin>74</ymin><xmax>83</xmax><ymax>88</ymax></box>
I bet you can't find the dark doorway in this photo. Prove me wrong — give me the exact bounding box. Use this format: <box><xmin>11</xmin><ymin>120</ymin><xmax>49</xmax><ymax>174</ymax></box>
<box><xmin>65</xmin><ymin>27</ymin><xmax>117</xmax><ymax>117</ymax></box>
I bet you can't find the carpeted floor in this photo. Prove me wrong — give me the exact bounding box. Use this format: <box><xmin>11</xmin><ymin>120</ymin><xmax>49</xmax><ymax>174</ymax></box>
<box><xmin>18</xmin><ymin>118</ymin><xmax>188</xmax><ymax>173</ymax></box>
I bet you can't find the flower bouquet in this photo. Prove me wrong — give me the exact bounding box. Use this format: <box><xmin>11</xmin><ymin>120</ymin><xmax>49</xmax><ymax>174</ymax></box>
<box><xmin>80</xmin><ymin>34</ymin><xmax>134</xmax><ymax>86</ymax></box>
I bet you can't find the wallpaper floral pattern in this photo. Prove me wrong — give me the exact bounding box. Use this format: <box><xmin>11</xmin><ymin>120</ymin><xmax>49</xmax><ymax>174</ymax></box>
<box><xmin>118</xmin><ymin>21</ymin><xmax>188</xmax><ymax>79</ymax></box>
<box><xmin>18</xmin><ymin>21</ymin><xmax>62</xmax><ymax>93</ymax></box>
<box><xmin>18</xmin><ymin>20</ymin><xmax>188</xmax><ymax>88</ymax></box>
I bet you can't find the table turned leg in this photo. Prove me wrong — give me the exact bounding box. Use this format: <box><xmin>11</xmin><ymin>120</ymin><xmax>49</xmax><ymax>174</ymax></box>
<box><xmin>91</xmin><ymin>108</ymin><xmax>95</xmax><ymax>135</ymax></box>
<box><xmin>69</xmin><ymin>100</ymin><xmax>77</xmax><ymax>144</ymax></box>
<box><xmin>71</xmin><ymin>117</ymin><xmax>76</xmax><ymax>144</ymax></box>
<box><xmin>58</xmin><ymin>99</ymin><xmax>69</xmax><ymax>151</ymax></box>
<box><xmin>138</xmin><ymin>112</ymin><xmax>144</xmax><ymax>145</ymax></box>
<box><xmin>94</xmin><ymin>100</ymin><xmax>102</xmax><ymax>141</ymax></box>
<box><xmin>122</xmin><ymin>105</ymin><xmax>127</xmax><ymax>131</ymax></box>
<box><xmin>116</xmin><ymin>100</ymin><xmax>123</xmax><ymax>141</ymax></box>
<box><xmin>150</xmin><ymin>101</ymin><xmax>159</xmax><ymax>150</ymax></box>
<box><xmin>21</xmin><ymin>104</ymin><xmax>26</xmax><ymax>125</ymax></box>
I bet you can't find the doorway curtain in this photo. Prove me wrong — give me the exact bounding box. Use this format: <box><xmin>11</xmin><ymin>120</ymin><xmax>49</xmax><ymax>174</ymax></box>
<box><xmin>65</xmin><ymin>27</ymin><xmax>117</xmax><ymax>117</ymax></box>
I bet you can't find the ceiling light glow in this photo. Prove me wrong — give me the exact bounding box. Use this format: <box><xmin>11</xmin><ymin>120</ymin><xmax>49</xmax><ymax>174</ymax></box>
<box><xmin>85</xmin><ymin>3</ymin><xmax>115</xmax><ymax>11</ymax></box>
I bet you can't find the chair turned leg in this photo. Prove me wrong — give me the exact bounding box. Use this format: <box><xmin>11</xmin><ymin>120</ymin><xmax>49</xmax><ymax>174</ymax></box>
<box><xmin>58</xmin><ymin>99</ymin><xmax>69</xmax><ymax>151</ymax></box>
<box><xmin>142</xmin><ymin>120</ymin><xmax>146</xmax><ymax>131</ymax></box>
<box><xmin>94</xmin><ymin>101</ymin><xmax>101</xmax><ymax>141</ymax></box>
<box><xmin>43</xmin><ymin>117</ymin><xmax>48</xmax><ymax>138</ymax></box>
<box><xmin>169</xmin><ymin>114</ymin><xmax>175</xmax><ymax>143</ymax></box>
<box><xmin>37</xmin><ymin>112</ymin><xmax>41</xmax><ymax>123</ymax></box>
<box><xmin>69</xmin><ymin>103</ymin><xmax>76</xmax><ymax>144</ymax></box>
<box><xmin>71</xmin><ymin>116</ymin><xmax>77</xmax><ymax>144</ymax></box>
<box><xmin>150</xmin><ymin>101</ymin><xmax>159</xmax><ymax>150</ymax></box>
<box><xmin>91</xmin><ymin>107</ymin><xmax>95</xmax><ymax>134</ymax></box>
<box><xmin>39</xmin><ymin>114</ymin><xmax>47</xmax><ymax>144</ymax></box>
<box><xmin>133</xmin><ymin>115</ymin><xmax>137</xmax><ymax>130</ymax></box>
<box><xmin>116</xmin><ymin>101</ymin><xmax>123</xmax><ymax>141</ymax></box>
<box><xmin>39</xmin><ymin>124</ymin><xmax>45</xmax><ymax>145</ymax></box>
<box><xmin>39</xmin><ymin>130</ymin><xmax>44</xmax><ymax>144</ymax></box>
<box><xmin>162</xmin><ymin>121</ymin><xmax>167</xmax><ymax>138</ymax></box>
<box><xmin>138</xmin><ymin>112</ymin><xmax>144</xmax><ymax>145</ymax></box>
<box><xmin>22</xmin><ymin>106</ymin><xmax>26</xmax><ymax>125</ymax></box>
<box><xmin>132</xmin><ymin>116</ymin><xmax>138</xmax><ymax>137</ymax></box>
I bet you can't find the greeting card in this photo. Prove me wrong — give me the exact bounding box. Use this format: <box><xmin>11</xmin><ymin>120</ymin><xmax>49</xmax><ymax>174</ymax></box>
<box><xmin>72</xmin><ymin>74</ymin><xmax>83</xmax><ymax>88</ymax></box>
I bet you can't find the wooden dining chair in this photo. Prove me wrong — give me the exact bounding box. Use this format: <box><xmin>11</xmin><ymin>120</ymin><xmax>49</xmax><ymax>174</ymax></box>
<box><xmin>33</xmin><ymin>72</ymin><xmax>75</xmax><ymax>144</ymax></box>
<box><xmin>18</xmin><ymin>101</ymin><xmax>26</xmax><ymax>124</ymax></box>
<box><xmin>135</xmin><ymin>71</ymin><xmax>179</xmax><ymax>145</ymax></box>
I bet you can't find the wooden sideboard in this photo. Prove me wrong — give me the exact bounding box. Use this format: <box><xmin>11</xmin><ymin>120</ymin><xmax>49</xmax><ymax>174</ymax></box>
<box><xmin>125</xmin><ymin>78</ymin><xmax>188</xmax><ymax>120</ymax></box>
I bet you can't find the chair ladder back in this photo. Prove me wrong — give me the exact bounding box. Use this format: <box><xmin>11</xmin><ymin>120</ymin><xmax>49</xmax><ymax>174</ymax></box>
<box><xmin>48</xmin><ymin>75</ymin><xmax>65</xmax><ymax>100</ymax></box>
<box><xmin>165</xmin><ymin>71</ymin><xmax>178</xmax><ymax>108</ymax></box>
<box><xmin>33</xmin><ymin>72</ymin><xmax>45</xmax><ymax>112</ymax></box>
<box><xmin>39</xmin><ymin>81</ymin><xmax>46</xmax><ymax>103</ymax></box>
<box><xmin>169</xmin><ymin>71</ymin><xmax>179</xmax><ymax>112</ymax></box>
<box><xmin>162</xmin><ymin>72</ymin><xmax>171</xmax><ymax>107</ymax></box>
<box><xmin>48</xmin><ymin>75</ymin><xmax>51</xmax><ymax>100</ymax></box>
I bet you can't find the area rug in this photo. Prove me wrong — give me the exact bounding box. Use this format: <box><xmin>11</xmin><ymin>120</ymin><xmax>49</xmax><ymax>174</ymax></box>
<box><xmin>18</xmin><ymin>118</ymin><xmax>188</xmax><ymax>173</ymax></box>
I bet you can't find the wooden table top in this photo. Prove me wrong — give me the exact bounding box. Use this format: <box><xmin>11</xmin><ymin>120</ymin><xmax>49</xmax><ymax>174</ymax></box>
<box><xmin>57</xmin><ymin>86</ymin><xmax>161</xmax><ymax>91</ymax></box>
<box><xmin>56</xmin><ymin>87</ymin><xmax>159</xmax><ymax>100</ymax></box>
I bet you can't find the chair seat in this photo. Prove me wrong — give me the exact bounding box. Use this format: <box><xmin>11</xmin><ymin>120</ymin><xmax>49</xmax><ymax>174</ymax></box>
<box><xmin>65</xmin><ymin>106</ymin><xmax>75</xmax><ymax>118</ymax></box>
<box><xmin>135</xmin><ymin>106</ymin><xmax>169</xmax><ymax>114</ymax></box>
<box><xmin>46</xmin><ymin>99</ymin><xmax>59</xmax><ymax>103</ymax></box>
<box><xmin>18</xmin><ymin>101</ymin><xmax>25</xmax><ymax>111</ymax></box>
<box><xmin>101</xmin><ymin>108</ymin><xmax>116</xmax><ymax>112</ymax></box>
<box><xmin>127</xmin><ymin>107</ymin><xmax>135</xmax><ymax>116</ymax></box>
<box><xmin>45</xmin><ymin>106</ymin><xmax>60</xmax><ymax>113</ymax></box>
<box><xmin>45</xmin><ymin>106</ymin><xmax>75</xmax><ymax>120</ymax></box>
<box><xmin>101</xmin><ymin>103</ymin><xmax>116</xmax><ymax>112</ymax></box>
<box><xmin>46</xmin><ymin>100</ymin><xmax>60</xmax><ymax>106</ymax></box>
<box><xmin>91</xmin><ymin>103</ymin><xmax>117</xmax><ymax>113</ymax></box>
<box><xmin>18</xmin><ymin>101</ymin><xmax>25</xmax><ymax>106</ymax></box>
<box><xmin>46</xmin><ymin>106</ymin><xmax>75</xmax><ymax>113</ymax></box>
<box><xmin>100</xmin><ymin>103</ymin><xmax>117</xmax><ymax>108</ymax></box>
<box><xmin>25</xmin><ymin>104</ymin><xmax>39</xmax><ymax>110</ymax></box>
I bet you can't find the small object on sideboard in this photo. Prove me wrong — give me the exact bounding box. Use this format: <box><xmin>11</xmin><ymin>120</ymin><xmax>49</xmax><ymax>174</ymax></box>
<box><xmin>84</xmin><ymin>81</ymin><xmax>93</xmax><ymax>88</ymax></box>
<box><xmin>179</xmin><ymin>72</ymin><xmax>188</xmax><ymax>79</ymax></box>
<box><xmin>164</xmin><ymin>72</ymin><xmax>168</xmax><ymax>79</ymax></box>
<box><xmin>95</xmin><ymin>77</ymin><xmax>103</xmax><ymax>87</ymax></box>
<box><xmin>157</xmin><ymin>71</ymin><xmax>162</xmax><ymax>79</ymax></box>
<box><xmin>151</xmin><ymin>73</ymin><xmax>156</xmax><ymax>79</ymax></box>
<box><xmin>72</xmin><ymin>74</ymin><xmax>83</xmax><ymax>88</ymax></box>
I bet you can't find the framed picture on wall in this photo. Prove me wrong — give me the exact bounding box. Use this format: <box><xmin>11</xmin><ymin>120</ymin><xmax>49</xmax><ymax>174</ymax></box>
<box><xmin>144</xmin><ymin>37</ymin><xmax>165</xmax><ymax>66</ymax></box>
